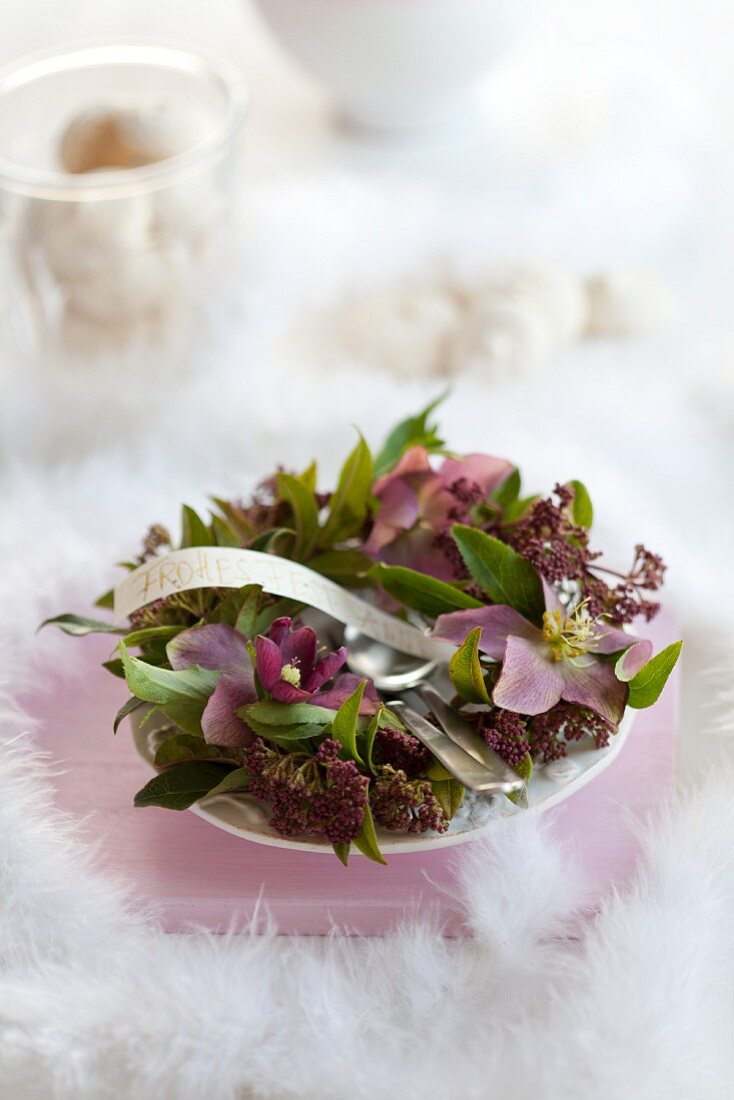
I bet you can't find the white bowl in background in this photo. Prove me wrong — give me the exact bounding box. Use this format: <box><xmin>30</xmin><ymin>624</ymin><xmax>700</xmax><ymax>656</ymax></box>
<box><xmin>251</xmin><ymin>0</ymin><xmax>535</xmax><ymax>131</ymax></box>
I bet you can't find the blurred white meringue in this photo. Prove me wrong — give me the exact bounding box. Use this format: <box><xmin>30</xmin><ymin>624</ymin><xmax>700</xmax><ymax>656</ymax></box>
<box><xmin>341</xmin><ymin>284</ymin><xmax>463</xmax><ymax>377</ymax></box>
<box><xmin>324</xmin><ymin>261</ymin><xmax>670</xmax><ymax>380</ymax></box>
<box><xmin>584</xmin><ymin>268</ymin><xmax>673</xmax><ymax>338</ymax></box>
<box><xmin>59</xmin><ymin>101</ymin><xmax>211</xmax><ymax>174</ymax></box>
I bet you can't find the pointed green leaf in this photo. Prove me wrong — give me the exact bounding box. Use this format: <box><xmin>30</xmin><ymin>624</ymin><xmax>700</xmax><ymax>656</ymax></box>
<box><xmin>626</xmin><ymin>641</ymin><xmax>682</xmax><ymax>709</ymax></box>
<box><xmin>308</xmin><ymin>548</ymin><xmax>373</xmax><ymax>586</ymax></box>
<box><xmin>113</xmin><ymin>696</ymin><xmax>146</xmax><ymax>734</ymax></box>
<box><xmin>449</xmin><ymin>626</ymin><xmax>491</xmax><ymax>704</ymax></box>
<box><xmin>507</xmin><ymin>752</ymin><xmax>533</xmax><ymax>807</ymax></box>
<box><xmin>371</xmin><ymin>563</ymin><xmax>482</xmax><ymax>618</ymax></box>
<box><xmin>39</xmin><ymin>613</ymin><xmax>123</xmax><ymax>636</ymax></box>
<box><xmin>568</xmin><ymin>480</ymin><xmax>594</xmax><ymax>528</ymax></box>
<box><xmin>210</xmin><ymin>498</ymin><xmax>257</xmax><ymax>543</ymax></box>
<box><xmin>277</xmin><ymin>471</ymin><xmax>319</xmax><ymax>559</ymax></box>
<box><xmin>332</xmin><ymin>842</ymin><xmax>351</xmax><ymax>866</ymax></box>
<box><xmin>503</xmin><ymin>496</ymin><xmax>540</xmax><ymax>524</ymax></box>
<box><xmin>363</xmin><ymin>710</ymin><xmax>381</xmax><ymax>775</ymax></box>
<box><xmin>297</xmin><ymin>460</ymin><xmax>318</xmax><ymax>493</ymax></box>
<box><xmin>321</xmin><ymin>436</ymin><xmax>373</xmax><ymax>544</ymax></box>
<box><xmin>373</xmin><ymin>395</ymin><xmax>446</xmax><ymax>479</ymax></box>
<box><xmin>491</xmin><ymin>468</ymin><xmax>521</xmax><ymax>509</ymax></box>
<box><xmin>330</xmin><ymin>680</ymin><xmax>366</xmax><ymax>764</ymax></box>
<box><xmin>95</xmin><ymin>588</ymin><xmax>115</xmax><ymax>610</ymax></box>
<box><xmin>121</xmin><ymin>625</ymin><xmax>185</xmax><ymax>649</ymax></box>
<box><xmin>119</xmin><ymin>641</ymin><xmax>220</xmax><ymax>705</ymax></box>
<box><xmin>241</xmin><ymin>700</ymin><xmax>336</xmax><ymax>727</ymax></box>
<box><xmin>452</xmin><ymin>525</ymin><xmax>544</xmax><ymax>624</ymax></box>
<box><xmin>154</xmin><ymin>733</ymin><xmax>236</xmax><ymax>766</ymax></box>
<box><xmin>103</xmin><ymin>658</ymin><xmax>125</xmax><ymax>678</ymax></box>
<box><xmin>211</xmin><ymin>514</ymin><xmax>241</xmax><ymax>548</ymax></box>
<box><xmin>180</xmin><ymin>504</ymin><xmax>215</xmax><ymax>548</ymax></box>
<box><xmin>431</xmin><ymin>778</ymin><xmax>465</xmax><ymax>820</ymax></box>
<box><xmin>352</xmin><ymin>803</ymin><xmax>387</xmax><ymax>865</ymax></box>
<box><xmin>133</xmin><ymin>761</ymin><xmax>234</xmax><ymax>810</ymax></box>
<box><xmin>204</xmin><ymin>766</ymin><xmax>252</xmax><ymax>798</ymax></box>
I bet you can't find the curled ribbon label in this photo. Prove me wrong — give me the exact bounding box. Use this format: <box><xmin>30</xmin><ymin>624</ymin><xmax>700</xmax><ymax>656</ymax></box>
<box><xmin>114</xmin><ymin>547</ymin><xmax>455</xmax><ymax>662</ymax></box>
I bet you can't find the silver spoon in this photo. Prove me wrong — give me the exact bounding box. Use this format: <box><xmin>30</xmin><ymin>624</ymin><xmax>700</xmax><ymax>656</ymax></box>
<box><xmin>344</xmin><ymin>627</ymin><xmax>523</xmax><ymax>796</ymax></box>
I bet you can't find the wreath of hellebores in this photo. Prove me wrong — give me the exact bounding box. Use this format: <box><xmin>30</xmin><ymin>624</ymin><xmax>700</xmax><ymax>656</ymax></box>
<box><xmin>45</xmin><ymin>400</ymin><xmax>681</xmax><ymax>865</ymax></box>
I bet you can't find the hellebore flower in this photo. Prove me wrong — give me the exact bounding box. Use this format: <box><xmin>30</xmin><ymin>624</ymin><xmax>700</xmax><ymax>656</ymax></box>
<box><xmin>255</xmin><ymin>617</ymin><xmax>380</xmax><ymax>714</ymax></box>
<box><xmin>168</xmin><ymin>617</ymin><xmax>380</xmax><ymax>745</ymax></box>
<box><xmin>433</xmin><ymin>587</ymin><xmax>652</xmax><ymax>728</ymax></box>
<box><xmin>364</xmin><ymin>446</ymin><xmax>514</xmax><ymax>582</ymax></box>
<box><xmin>168</xmin><ymin>623</ymin><xmax>257</xmax><ymax>748</ymax></box>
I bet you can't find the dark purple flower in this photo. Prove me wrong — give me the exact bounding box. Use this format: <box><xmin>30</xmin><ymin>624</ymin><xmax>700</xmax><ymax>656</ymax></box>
<box><xmin>364</xmin><ymin>446</ymin><xmax>514</xmax><ymax>582</ymax></box>
<box><xmin>254</xmin><ymin>617</ymin><xmax>380</xmax><ymax>714</ymax></box>
<box><xmin>434</xmin><ymin>585</ymin><xmax>652</xmax><ymax>728</ymax></box>
<box><xmin>254</xmin><ymin>616</ymin><xmax>347</xmax><ymax>703</ymax></box>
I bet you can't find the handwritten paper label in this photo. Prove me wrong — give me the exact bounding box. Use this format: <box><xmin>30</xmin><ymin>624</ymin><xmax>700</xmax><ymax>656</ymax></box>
<box><xmin>114</xmin><ymin>548</ymin><xmax>455</xmax><ymax>661</ymax></box>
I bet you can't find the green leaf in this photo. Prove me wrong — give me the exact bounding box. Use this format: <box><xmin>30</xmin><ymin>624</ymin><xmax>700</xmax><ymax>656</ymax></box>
<box><xmin>297</xmin><ymin>460</ymin><xmax>318</xmax><ymax>493</ymax></box>
<box><xmin>277</xmin><ymin>471</ymin><xmax>319</xmax><ymax>559</ymax></box>
<box><xmin>373</xmin><ymin>395</ymin><xmax>446</xmax><ymax>479</ymax></box>
<box><xmin>102</xmin><ymin>658</ymin><xmax>125</xmax><ymax>678</ymax></box>
<box><xmin>507</xmin><ymin>752</ymin><xmax>533</xmax><ymax>807</ymax></box>
<box><xmin>503</xmin><ymin>496</ymin><xmax>540</xmax><ymax>524</ymax></box>
<box><xmin>321</xmin><ymin>436</ymin><xmax>373</xmax><ymax>544</ymax></box>
<box><xmin>371</xmin><ymin>563</ymin><xmax>482</xmax><ymax>618</ymax></box>
<box><xmin>332</xmin><ymin>842</ymin><xmax>351</xmax><ymax>866</ymax></box>
<box><xmin>241</xmin><ymin>700</ymin><xmax>336</xmax><ymax>727</ymax></box>
<box><xmin>625</xmin><ymin>641</ymin><xmax>682</xmax><ymax>709</ymax></box>
<box><xmin>210</xmin><ymin>498</ymin><xmax>257</xmax><ymax>543</ymax></box>
<box><xmin>249</xmin><ymin>527</ymin><xmax>295</xmax><ymax>557</ymax></box>
<box><xmin>205</xmin><ymin>766</ymin><xmax>252</xmax><ymax>797</ymax></box>
<box><xmin>491</xmin><ymin>468</ymin><xmax>521</xmax><ymax>509</ymax></box>
<box><xmin>113</xmin><ymin>696</ymin><xmax>145</xmax><ymax>734</ymax></box>
<box><xmin>448</xmin><ymin>626</ymin><xmax>491</xmax><ymax>704</ymax></box>
<box><xmin>262</xmin><ymin>724</ymin><xmax>329</xmax><ymax>745</ymax></box>
<box><xmin>154</xmin><ymin>733</ymin><xmax>236</xmax><ymax>766</ymax></box>
<box><xmin>448</xmin><ymin>778</ymin><xmax>465</xmax><ymax>818</ymax></box>
<box><xmin>120</xmin><ymin>641</ymin><xmax>220</xmax><ymax>706</ymax></box>
<box><xmin>568</xmin><ymin>480</ymin><xmax>594</xmax><ymax>528</ymax></box>
<box><xmin>180</xmin><ymin>504</ymin><xmax>215</xmax><ymax>548</ymax></box>
<box><xmin>158</xmin><ymin>700</ymin><xmax>209</xmax><ymax>738</ymax></box>
<box><xmin>452</xmin><ymin>525</ymin><xmax>545</xmax><ymax>624</ymax></box>
<box><xmin>211</xmin><ymin>514</ymin><xmax>241</xmax><ymax>548</ymax></box>
<box><xmin>330</xmin><ymin>680</ymin><xmax>365</xmax><ymax>764</ymax></box>
<box><xmin>431</xmin><ymin>778</ymin><xmax>465</xmax><ymax>820</ymax></box>
<box><xmin>39</xmin><ymin>613</ymin><xmax>122</xmax><ymax>637</ymax></box>
<box><xmin>426</xmin><ymin>760</ymin><xmax>454</xmax><ymax>781</ymax></box>
<box><xmin>134</xmin><ymin>761</ymin><xmax>234</xmax><ymax>810</ymax></box>
<box><xmin>121</xmin><ymin>625</ymin><xmax>185</xmax><ymax>649</ymax></box>
<box><xmin>364</xmin><ymin>710</ymin><xmax>381</xmax><ymax>775</ymax></box>
<box><xmin>308</xmin><ymin>548</ymin><xmax>373</xmax><ymax>586</ymax></box>
<box><xmin>95</xmin><ymin>588</ymin><xmax>115</xmax><ymax>610</ymax></box>
<box><xmin>352</xmin><ymin>803</ymin><xmax>387</xmax><ymax>865</ymax></box>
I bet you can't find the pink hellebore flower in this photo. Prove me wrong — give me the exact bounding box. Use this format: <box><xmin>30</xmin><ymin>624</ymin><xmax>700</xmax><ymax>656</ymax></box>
<box><xmin>364</xmin><ymin>446</ymin><xmax>514</xmax><ymax>582</ymax></box>
<box><xmin>433</xmin><ymin>588</ymin><xmax>652</xmax><ymax>728</ymax></box>
<box><xmin>168</xmin><ymin>617</ymin><xmax>378</xmax><ymax>748</ymax></box>
<box><xmin>168</xmin><ymin>623</ymin><xmax>258</xmax><ymax>748</ymax></box>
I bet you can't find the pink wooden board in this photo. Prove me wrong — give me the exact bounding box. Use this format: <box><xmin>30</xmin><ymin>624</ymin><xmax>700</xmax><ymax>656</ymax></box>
<box><xmin>22</xmin><ymin>610</ymin><xmax>678</xmax><ymax>935</ymax></box>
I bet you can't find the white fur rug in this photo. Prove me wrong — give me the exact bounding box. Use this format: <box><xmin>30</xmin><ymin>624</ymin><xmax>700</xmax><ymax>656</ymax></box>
<box><xmin>1</xmin><ymin>162</ymin><xmax>733</xmax><ymax>1097</ymax></box>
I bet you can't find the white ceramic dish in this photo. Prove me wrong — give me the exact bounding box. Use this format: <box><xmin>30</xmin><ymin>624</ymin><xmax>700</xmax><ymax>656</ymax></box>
<box><xmin>132</xmin><ymin>705</ymin><xmax>635</xmax><ymax>855</ymax></box>
<box><xmin>250</xmin><ymin>0</ymin><xmax>535</xmax><ymax>130</ymax></box>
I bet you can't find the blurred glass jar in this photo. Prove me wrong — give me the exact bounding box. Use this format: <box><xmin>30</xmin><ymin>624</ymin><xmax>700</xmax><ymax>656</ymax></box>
<box><xmin>0</xmin><ymin>44</ymin><xmax>248</xmax><ymax>356</ymax></box>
